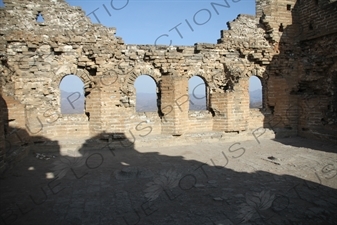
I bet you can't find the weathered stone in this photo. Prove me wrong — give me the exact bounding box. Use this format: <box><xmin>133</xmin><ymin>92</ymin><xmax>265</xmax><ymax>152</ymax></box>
<box><xmin>0</xmin><ymin>0</ymin><xmax>337</xmax><ymax>173</ymax></box>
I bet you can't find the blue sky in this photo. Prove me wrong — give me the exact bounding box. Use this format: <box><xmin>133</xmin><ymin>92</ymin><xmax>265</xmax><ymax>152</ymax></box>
<box><xmin>1</xmin><ymin>0</ymin><xmax>261</xmax><ymax>93</ymax></box>
<box><xmin>66</xmin><ymin>0</ymin><xmax>255</xmax><ymax>45</ymax></box>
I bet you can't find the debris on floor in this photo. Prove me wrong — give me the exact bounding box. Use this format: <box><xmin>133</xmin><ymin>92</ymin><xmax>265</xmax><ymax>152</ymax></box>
<box><xmin>268</xmin><ymin>156</ymin><xmax>277</xmax><ymax>160</ymax></box>
<box><xmin>34</xmin><ymin>153</ymin><xmax>56</xmax><ymax>160</ymax></box>
<box><xmin>262</xmin><ymin>157</ymin><xmax>280</xmax><ymax>165</ymax></box>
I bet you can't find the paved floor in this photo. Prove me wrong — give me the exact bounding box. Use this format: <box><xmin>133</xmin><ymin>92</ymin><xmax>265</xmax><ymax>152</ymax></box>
<box><xmin>1</xmin><ymin>136</ymin><xmax>337</xmax><ymax>225</ymax></box>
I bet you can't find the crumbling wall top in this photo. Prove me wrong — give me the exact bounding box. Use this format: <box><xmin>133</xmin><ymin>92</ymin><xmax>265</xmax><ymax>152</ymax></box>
<box><xmin>0</xmin><ymin>0</ymin><xmax>119</xmax><ymax>50</ymax></box>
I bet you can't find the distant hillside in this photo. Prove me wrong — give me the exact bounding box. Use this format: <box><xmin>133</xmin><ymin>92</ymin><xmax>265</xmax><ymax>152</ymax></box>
<box><xmin>249</xmin><ymin>89</ymin><xmax>262</xmax><ymax>108</ymax></box>
<box><xmin>136</xmin><ymin>90</ymin><xmax>263</xmax><ymax>111</ymax></box>
<box><xmin>61</xmin><ymin>90</ymin><xmax>85</xmax><ymax>114</ymax></box>
<box><xmin>136</xmin><ymin>93</ymin><xmax>158</xmax><ymax>112</ymax></box>
<box><xmin>60</xmin><ymin>90</ymin><xmax>262</xmax><ymax>113</ymax></box>
<box><xmin>189</xmin><ymin>94</ymin><xmax>207</xmax><ymax>110</ymax></box>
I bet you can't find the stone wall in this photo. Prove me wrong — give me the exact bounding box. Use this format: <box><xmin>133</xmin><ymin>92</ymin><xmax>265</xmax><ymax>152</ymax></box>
<box><xmin>258</xmin><ymin>0</ymin><xmax>337</xmax><ymax>140</ymax></box>
<box><xmin>0</xmin><ymin>0</ymin><xmax>274</xmax><ymax>141</ymax></box>
<box><xmin>0</xmin><ymin>0</ymin><xmax>336</xmax><ymax>165</ymax></box>
<box><xmin>294</xmin><ymin>0</ymin><xmax>337</xmax><ymax>141</ymax></box>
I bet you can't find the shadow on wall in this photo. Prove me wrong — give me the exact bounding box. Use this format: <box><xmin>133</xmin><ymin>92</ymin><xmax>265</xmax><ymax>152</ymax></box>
<box><xmin>0</xmin><ymin>94</ymin><xmax>6</xmax><ymax>173</ymax></box>
<box><xmin>0</xmin><ymin>94</ymin><xmax>60</xmax><ymax>174</ymax></box>
<box><xmin>261</xmin><ymin>0</ymin><xmax>337</xmax><ymax>144</ymax></box>
<box><xmin>0</xmin><ymin>131</ymin><xmax>336</xmax><ymax>224</ymax></box>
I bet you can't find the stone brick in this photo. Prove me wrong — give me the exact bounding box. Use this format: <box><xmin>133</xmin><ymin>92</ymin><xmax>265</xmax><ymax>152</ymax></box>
<box><xmin>0</xmin><ymin>0</ymin><xmax>336</xmax><ymax>174</ymax></box>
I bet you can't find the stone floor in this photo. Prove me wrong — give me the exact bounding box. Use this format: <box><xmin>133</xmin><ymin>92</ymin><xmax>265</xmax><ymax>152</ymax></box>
<box><xmin>0</xmin><ymin>136</ymin><xmax>337</xmax><ymax>225</ymax></box>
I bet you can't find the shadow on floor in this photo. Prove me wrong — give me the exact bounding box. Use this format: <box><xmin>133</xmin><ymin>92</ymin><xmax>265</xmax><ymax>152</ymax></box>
<box><xmin>0</xmin><ymin>132</ymin><xmax>336</xmax><ymax>225</ymax></box>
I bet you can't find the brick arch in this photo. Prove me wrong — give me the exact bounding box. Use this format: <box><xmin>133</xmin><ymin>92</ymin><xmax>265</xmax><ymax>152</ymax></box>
<box><xmin>186</xmin><ymin>68</ymin><xmax>215</xmax><ymax>95</ymax></box>
<box><xmin>248</xmin><ymin>75</ymin><xmax>263</xmax><ymax>90</ymax></box>
<box><xmin>187</xmin><ymin>73</ymin><xmax>210</xmax><ymax>111</ymax></box>
<box><xmin>187</xmin><ymin>75</ymin><xmax>209</xmax><ymax>99</ymax></box>
<box><xmin>131</xmin><ymin>74</ymin><xmax>159</xmax><ymax>98</ymax></box>
<box><xmin>188</xmin><ymin>74</ymin><xmax>208</xmax><ymax>85</ymax></box>
<box><xmin>247</xmin><ymin>69</ymin><xmax>268</xmax><ymax>109</ymax></box>
<box><xmin>187</xmin><ymin>68</ymin><xmax>208</xmax><ymax>80</ymax></box>
<box><xmin>133</xmin><ymin>74</ymin><xmax>158</xmax><ymax>87</ymax></box>
<box><xmin>140</xmin><ymin>66</ymin><xmax>161</xmax><ymax>80</ymax></box>
<box><xmin>121</xmin><ymin>64</ymin><xmax>161</xmax><ymax>94</ymax></box>
<box><xmin>247</xmin><ymin>65</ymin><xmax>267</xmax><ymax>79</ymax></box>
<box><xmin>248</xmin><ymin>74</ymin><xmax>263</xmax><ymax>86</ymax></box>
<box><xmin>49</xmin><ymin>69</ymin><xmax>95</xmax><ymax>113</ymax></box>
<box><xmin>52</xmin><ymin>68</ymin><xmax>95</xmax><ymax>90</ymax></box>
<box><xmin>133</xmin><ymin>74</ymin><xmax>159</xmax><ymax>113</ymax></box>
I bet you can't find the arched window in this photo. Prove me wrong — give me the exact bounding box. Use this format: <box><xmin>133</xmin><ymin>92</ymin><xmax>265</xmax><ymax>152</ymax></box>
<box><xmin>134</xmin><ymin>75</ymin><xmax>157</xmax><ymax>112</ymax></box>
<box><xmin>59</xmin><ymin>75</ymin><xmax>85</xmax><ymax>114</ymax></box>
<box><xmin>189</xmin><ymin>76</ymin><xmax>207</xmax><ymax>111</ymax></box>
<box><xmin>249</xmin><ymin>76</ymin><xmax>262</xmax><ymax>108</ymax></box>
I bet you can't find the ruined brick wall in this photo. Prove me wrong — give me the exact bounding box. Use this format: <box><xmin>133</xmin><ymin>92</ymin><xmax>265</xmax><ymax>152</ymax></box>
<box><xmin>293</xmin><ymin>0</ymin><xmax>337</xmax><ymax>141</ymax></box>
<box><xmin>256</xmin><ymin>0</ymin><xmax>337</xmax><ymax>141</ymax></box>
<box><xmin>188</xmin><ymin>111</ymin><xmax>213</xmax><ymax>133</ymax></box>
<box><xmin>0</xmin><ymin>0</ymin><xmax>275</xmax><ymax>140</ymax></box>
<box><xmin>296</xmin><ymin>0</ymin><xmax>337</xmax><ymax>39</ymax></box>
<box><xmin>0</xmin><ymin>0</ymin><xmax>122</xmax><ymax>139</ymax></box>
<box><xmin>217</xmin><ymin>14</ymin><xmax>273</xmax><ymax>132</ymax></box>
<box><xmin>0</xmin><ymin>0</ymin><xmax>335</xmax><ymax>144</ymax></box>
<box><xmin>256</xmin><ymin>0</ymin><xmax>300</xmax><ymax>136</ymax></box>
